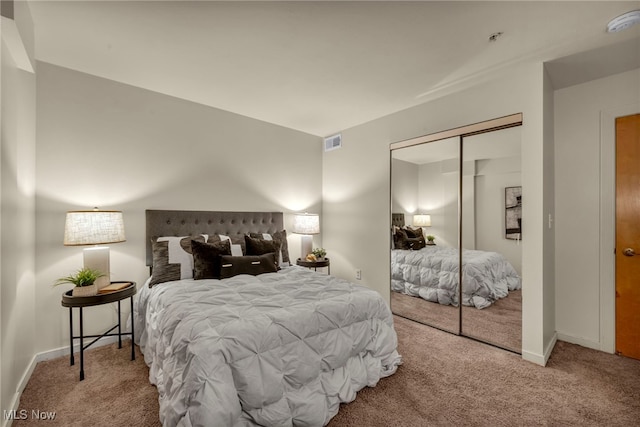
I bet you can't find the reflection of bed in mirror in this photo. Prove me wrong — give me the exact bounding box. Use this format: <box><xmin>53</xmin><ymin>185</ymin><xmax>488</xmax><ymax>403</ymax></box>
<box><xmin>391</xmin><ymin>214</ymin><xmax>521</xmax><ymax>309</ymax></box>
<box><xmin>390</xmin><ymin>117</ymin><xmax>524</xmax><ymax>352</ymax></box>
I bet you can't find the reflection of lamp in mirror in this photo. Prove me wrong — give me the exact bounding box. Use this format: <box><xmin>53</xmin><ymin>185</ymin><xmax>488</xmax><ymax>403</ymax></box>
<box><xmin>413</xmin><ymin>214</ymin><xmax>431</xmax><ymax>227</ymax></box>
<box><xmin>63</xmin><ymin>208</ymin><xmax>126</xmax><ymax>290</ymax></box>
<box><xmin>413</xmin><ymin>214</ymin><xmax>435</xmax><ymax>245</ymax></box>
<box><xmin>292</xmin><ymin>213</ymin><xmax>319</xmax><ymax>259</ymax></box>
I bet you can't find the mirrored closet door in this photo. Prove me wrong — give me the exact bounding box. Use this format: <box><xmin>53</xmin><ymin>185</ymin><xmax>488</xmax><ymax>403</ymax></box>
<box><xmin>391</xmin><ymin>137</ymin><xmax>460</xmax><ymax>334</ymax></box>
<box><xmin>390</xmin><ymin>115</ymin><xmax>523</xmax><ymax>353</ymax></box>
<box><xmin>460</xmin><ymin>127</ymin><xmax>523</xmax><ymax>352</ymax></box>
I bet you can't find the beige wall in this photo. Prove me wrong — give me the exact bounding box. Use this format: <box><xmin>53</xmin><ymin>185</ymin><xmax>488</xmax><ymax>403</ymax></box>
<box><xmin>35</xmin><ymin>63</ymin><xmax>322</xmax><ymax>354</ymax></box>
<box><xmin>419</xmin><ymin>160</ymin><xmax>459</xmax><ymax>248</ymax></box>
<box><xmin>1</xmin><ymin>1</ymin><xmax>37</xmax><ymax>418</ymax></box>
<box><xmin>390</xmin><ymin>158</ymin><xmax>418</xmax><ymax>220</ymax></box>
<box><xmin>554</xmin><ymin>68</ymin><xmax>640</xmax><ymax>352</ymax></box>
<box><xmin>474</xmin><ymin>157</ymin><xmax>523</xmax><ymax>275</ymax></box>
<box><xmin>323</xmin><ymin>63</ymin><xmax>553</xmax><ymax>364</ymax></box>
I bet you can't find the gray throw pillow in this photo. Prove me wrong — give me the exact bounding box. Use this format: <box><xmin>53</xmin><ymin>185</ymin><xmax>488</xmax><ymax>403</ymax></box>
<box><xmin>149</xmin><ymin>240</ymin><xmax>181</xmax><ymax>288</ymax></box>
<box><xmin>149</xmin><ymin>235</ymin><xmax>206</xmax><ymax>287</ymax></box>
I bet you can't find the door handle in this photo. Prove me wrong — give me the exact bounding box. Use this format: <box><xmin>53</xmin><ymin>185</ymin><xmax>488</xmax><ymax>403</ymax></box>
<box><xmin>623</xmin><ymin>248</ymin><xmax>636</xmax><ymax>257</ymax></box>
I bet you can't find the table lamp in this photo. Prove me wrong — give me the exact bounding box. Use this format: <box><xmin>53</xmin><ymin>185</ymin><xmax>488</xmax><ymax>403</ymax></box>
<box><xmin>63</xmin><ymin>208</ymin><xmax>126</xmax><ymax>290</ymax></box>
<box><xmin>292</xmin><ymin>213</ymin><xmax>319</xmax><ymax>260</ymax></box>
<box><xmin>413</xmin><ymin>214</ymin><xmax>431</xmax><ymax>228</ymax></box>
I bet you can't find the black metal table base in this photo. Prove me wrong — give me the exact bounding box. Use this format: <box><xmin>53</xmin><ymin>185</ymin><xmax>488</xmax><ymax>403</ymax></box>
<box><xmin>67</xmin><ymin>294</ymin><xmax>135</xmax><ymax>381</ymax></box>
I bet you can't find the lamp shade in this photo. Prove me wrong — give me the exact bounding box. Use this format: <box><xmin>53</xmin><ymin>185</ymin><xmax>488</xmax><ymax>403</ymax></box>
<box><xmin>64</xmin><ymin>210</ymin><xmax>126</xmax><ymax>246</ymax></box>
<box><xmin>413</xmin><ymin>214</ymin><xmax>431</xmax><ymax>227</ymax></box>
<box><xmin>292</xmin><ymin>213</ymin><xmax>320</xmax><ymax>235</ymax></box>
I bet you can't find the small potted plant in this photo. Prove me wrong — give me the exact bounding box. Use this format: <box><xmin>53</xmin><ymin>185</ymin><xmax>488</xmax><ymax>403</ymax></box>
<box><xmin>426</xmin><ymin>235</ymin><xmax>436</xmax><ymax>245</ymax></box>
<box><xmin>55</xmin><ymin>267</ymin><xmax>105</xmax><ymax>297</ymax></box>
<box><xmin>312</xmin><ymin>247</ymin><xmax>327</xmax><ymax>261</ymax></box>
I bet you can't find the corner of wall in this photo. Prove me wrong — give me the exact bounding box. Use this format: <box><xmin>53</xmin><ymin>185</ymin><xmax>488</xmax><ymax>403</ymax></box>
<box><xmin>522</xmin><ymin>331</ymin><xmax>557</xmax><ymax>366</ymax></box>
<box><xmin>1</xmin><ymin>0</ymin><xmax>37</xmax><ymax>417</ymax></box>
<box><xmin>1</xmin><ymin>0</ymin><xmax>35</xmax><ymax>74</ymax></box>
<box><xmin>542</xmin><ymin>65</ymin><xmax>556</xmax><ymax>351</ymax></box>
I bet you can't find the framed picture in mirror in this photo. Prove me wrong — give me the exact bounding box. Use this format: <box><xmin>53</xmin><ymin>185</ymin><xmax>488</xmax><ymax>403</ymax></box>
<box><xmin>505</xmin><ymin>186</ymin><xmax>522</xmax><ymax>240</ymax></box>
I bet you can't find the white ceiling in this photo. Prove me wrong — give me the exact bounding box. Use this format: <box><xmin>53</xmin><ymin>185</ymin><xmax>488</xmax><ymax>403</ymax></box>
<box><xmin>28</xmin><ymin>1</ymin><xmax>640</xmax><ymax>137</ymax></box>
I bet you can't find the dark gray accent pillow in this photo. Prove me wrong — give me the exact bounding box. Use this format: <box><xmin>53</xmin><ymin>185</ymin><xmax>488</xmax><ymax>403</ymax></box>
<box><xmin>249</xmin><ymin>230</ymin><xmax>290</xmax><ymax>264</ymax></box>
<box><xmin>403</xmin><ymin>226</ymin><xmax>424</xmax><ymax>239</ymax></box>
<box><xmin>393</xmin><ymin>229</ymin><xmax>407</xmax><ymax>250</ymax></box>
<box><xmin>245</xmin><ymin>235</ymin><xmax>281</xmax><ymax>268</ymax></box>
<box><xmin>406</xmin><ymin>237</ymin><xmax>426</xmax><ymax>250</ymax></box>
<box><xmin>192</xmin><ymin>239</ymin><xmax>231</xmax><ymax>280</ymax></box>
<box><xmin>219</xmin><ymin>253</ymin><xmax>278</xmax><ymax>279</ymax></box>
<box><xmin>149</xmin><ymin>240</ymin><xmax>181</xmax><ymax>288</ymax></box>
<box><xmin>394</xmin><ymin>229</ymin><xmax>425</xmax><ymax>250</ymax></box>
<box><xmin>406</xmin><ymin>227</ymin><xmax>426</xmax><ymax>249</ymax></box>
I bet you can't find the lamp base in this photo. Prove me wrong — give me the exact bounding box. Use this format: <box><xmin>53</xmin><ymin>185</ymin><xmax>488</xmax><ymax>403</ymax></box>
<box><xmin>300</xmin><ymin>235</ymin><xmax>313</xmax><ymax>260</ymax></box>
<box><xmin>83</xmin><ymin>246</ymin><xmax>110</xmax><ymax>290</ymax></box>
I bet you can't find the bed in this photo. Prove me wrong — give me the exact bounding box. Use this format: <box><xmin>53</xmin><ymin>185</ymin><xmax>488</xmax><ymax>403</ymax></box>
<box><xmin>391</xmin><ymin>214</ymin><xmax>521</xmax><ymax>309</ymax></box>
<box><xmin>135</xmin><ymin>210</ymin><xmax>401</xmax><ymax>426</ymax></box>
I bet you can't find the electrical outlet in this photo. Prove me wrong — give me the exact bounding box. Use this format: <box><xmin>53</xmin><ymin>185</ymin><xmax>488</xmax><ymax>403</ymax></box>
<box><xmin>355</xmin><ymin>269</ymin><xmax>362</xmax><ymax>280</ymax></box>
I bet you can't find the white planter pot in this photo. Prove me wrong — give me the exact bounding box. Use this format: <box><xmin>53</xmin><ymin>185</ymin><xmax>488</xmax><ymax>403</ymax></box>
<box><xmin>72</xmin><ymin>284</ymin><xmax>98</xmax><ymax>297</ymax></box>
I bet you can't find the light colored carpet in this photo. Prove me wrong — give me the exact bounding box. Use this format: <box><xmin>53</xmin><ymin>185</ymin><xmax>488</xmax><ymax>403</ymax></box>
<box><xmin>329</xmin><ymin>315</ymin><xmax>640</xmax><ymax>426</ymax></box>
<box><xmin>14</xmin><ymin>344</ymin><xmax>160</xmax><ymax>427</ymax></box>
<box><xmin>15</xmin><ymin>315</ymin><xmax>640</xmax><ymax>426</ymax></box>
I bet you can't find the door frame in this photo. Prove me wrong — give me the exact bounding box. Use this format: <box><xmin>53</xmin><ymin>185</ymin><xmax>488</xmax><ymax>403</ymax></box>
<box><xmin>600</xmin><ymin>103</ymin><xmax>639</xmax><ymax>353</ymax></box>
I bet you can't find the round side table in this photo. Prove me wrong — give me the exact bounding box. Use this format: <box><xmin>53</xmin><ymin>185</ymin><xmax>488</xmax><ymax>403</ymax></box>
<box><xmin>296</xmin><ymin>258</ymin><xmax>330</xmax><ymax>275</ymax></box>
<box><xmin>61</xmin><ymin>281</ymin><xmax>136</xmax><ymax>380</ymax></box>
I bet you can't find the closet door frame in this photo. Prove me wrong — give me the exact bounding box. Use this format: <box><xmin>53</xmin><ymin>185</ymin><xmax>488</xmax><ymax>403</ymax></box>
<box><xmin>389</xmin><ymin>114</ymin><xmax>522</xmax><ymax>152</ymax></box>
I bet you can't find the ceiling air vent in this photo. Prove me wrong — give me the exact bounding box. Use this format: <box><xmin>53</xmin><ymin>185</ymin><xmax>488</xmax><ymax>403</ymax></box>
<box><xmin>324</xmin><ymin>134</ymin><xmax>342</xmax><ymax>152</ymax></box>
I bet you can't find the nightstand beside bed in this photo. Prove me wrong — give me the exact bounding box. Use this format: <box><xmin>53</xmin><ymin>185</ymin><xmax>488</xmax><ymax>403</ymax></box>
<box><xmin>296</xmin><ymin>258</ymin><xmax>330</xmax><ymax>275</ymax></box>
<box><xmin>61</xmin><ymin>281</ymin><xmax>136</xmax><ymax>381</ymax></box>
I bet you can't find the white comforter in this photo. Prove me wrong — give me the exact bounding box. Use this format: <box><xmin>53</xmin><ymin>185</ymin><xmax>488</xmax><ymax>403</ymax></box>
<box><xmin>391</xmin><ymin>246</ymin><xmax>521</xmax><ymax>309</ymax></box>
<box><xmin>134</xmin><ymin>266</ymin><xmax>401</xmax><ymax>426</ymax></box>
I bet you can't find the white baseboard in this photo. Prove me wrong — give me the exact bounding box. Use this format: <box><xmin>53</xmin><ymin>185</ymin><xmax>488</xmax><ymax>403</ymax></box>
<box><xmin>522</xmin><ymin>350</ymin><xmax>545</xmax><ymax>365</ymax></box>
<box><xmin>543</xmin><ymin>332</ymin><xmax>558</xmax><ymax>364</ymax></box>
<box><xmin>521</xmin><ymin>332</ymin><xmax>558</xmax><ymax>366</ymax></box>
<box><xmin>2</xmin><ymin>336</ymin><xmax>128</xmax><ymax>427</ymax></box>
<box><xmin>556</xmin><ymin>332</ymin><xmax>610</xmax><ymax>353</ymax></box>
<box><xmin>35</xmin><ymin>335</ymin><xmax>121</xmax><ymax>363</ymax></box>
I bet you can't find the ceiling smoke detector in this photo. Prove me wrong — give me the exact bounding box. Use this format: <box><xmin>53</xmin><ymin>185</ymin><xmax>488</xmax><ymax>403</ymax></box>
<box><xmin>607</xmin><ymin>10</ymin><xmax>640</xmax><ymax>33</ymax></box>
<box><xmin>488</xmin><ymin>32</ymin><xmax>503</xmax><ymax>42</ymax></box>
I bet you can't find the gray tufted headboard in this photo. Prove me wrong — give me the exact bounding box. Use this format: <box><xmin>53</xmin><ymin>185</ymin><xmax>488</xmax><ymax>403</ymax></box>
<box><xmin>391</xmin><ymin>213</ymin><xmax>405</xmax><ymax>228</ymax></box>
<box><xmin>146</xmin><ymin>210</ymin><xmax>284</xmax><ymax>267</ymax></box>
